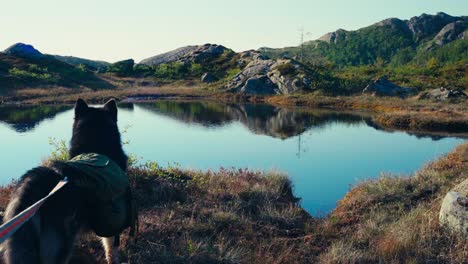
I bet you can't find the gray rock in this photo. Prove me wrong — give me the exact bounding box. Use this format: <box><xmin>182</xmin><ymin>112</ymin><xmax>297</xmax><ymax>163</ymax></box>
<box><xmin>407</xmin><ymin>12</ymin><xmax>458</xmax><ymax>40</ymax></box>
<box><xmin>268</xmin><ymin>59</ymin><xmax>308</xmax><ymax>94</ymax></box>
<box><xmin>140</xmin><ymin>46</ymin><xmax>198</xmax><ymax>66</ymax></box>
<box><xmin>140</xmin><ymin>44</ymin><xmax>229</xmax><ymax>66</ymax></box>
<box><xmin>226</xmin><ymin>57</ymin><xmax>274</xmax><ymax>92</ymax></box>
<box><xmin>362</xmin><ymin>77</ymin><xmax>417</xmax><ymax>97</ymax></box>
<box><xmin>433</xmin><ymin>20</ymin><xmax>468</xmax><ymax>46</ymax></box>
<box><xmin>418</xmin><ymin>87</ymin><xmax>467</xmax><ymax>101</ymax></box>
<box><xmin>201</xmin><ymin>72</ymin><xmax>218</xmax><ymax>83</ymax></box>
<box><xmin>439</xmin><ymin>178</ymin><xmax>468</xmax><ymax>238</ymax></box>
<box><xmin>241</xmin><ymin>76</ymin><xmax>279</xmax><ymax>95</ymax></box>
<box><xmin>318</xmin><ymin>29</ymin><xmax>348</xmax><ymax>44</ymax></box>
<box><xmin>375</xmin><ymin>18</ymin><xmax>412</xmax><ymax>33</ymax></box>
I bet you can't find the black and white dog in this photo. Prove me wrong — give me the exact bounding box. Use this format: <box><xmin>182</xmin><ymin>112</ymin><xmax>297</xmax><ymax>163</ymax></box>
<box><xmin>3</xmin><ymin>99</ymin><xmax>128</xmax><ymax>264</ymax></box>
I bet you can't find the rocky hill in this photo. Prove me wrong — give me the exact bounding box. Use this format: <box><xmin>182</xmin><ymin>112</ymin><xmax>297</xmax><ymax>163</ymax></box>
<box><xmin>0</xmin><ymin>43</ymin><xmax>112</xmax><ymax>91</ymax></box>
<box><xmin>138</xmin><ymin>45</ymin><xmax>334</xmax><ymax>95</ymax></box>
<box><xmin>140</xmin><ymin>44</ymin><xmax>231</xmax><ymax>66</ymax></box>
<box><xmin>261</xmin><ymin>12</ymin><xmax>467</xmax><ymax>66</ymax></box>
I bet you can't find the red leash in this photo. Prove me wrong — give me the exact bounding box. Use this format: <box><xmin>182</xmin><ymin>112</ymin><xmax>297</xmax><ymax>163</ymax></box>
<box><xmin>0</xmin><ymin>180</ymin><xmax>68</xmax><ymax>244</ymax></box>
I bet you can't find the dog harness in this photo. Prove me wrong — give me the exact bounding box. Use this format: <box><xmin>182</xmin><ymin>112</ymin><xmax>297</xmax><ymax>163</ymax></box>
<box><xmin>61</xmin><ymin>153</ymin><xmax>138</xmax><ymax>238</ymax></box>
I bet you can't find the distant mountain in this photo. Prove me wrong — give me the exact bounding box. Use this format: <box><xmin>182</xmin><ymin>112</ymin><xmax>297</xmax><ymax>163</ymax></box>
<box><xmin>0</xmin><ymin>43</ymin><xmax>112</xmax><ymax>90</ymax></box>
<box><xmin>4</xmin><ymin>43</ymin><xmax>44</xmax><ymax>58</ymax></box>
<box><xmin>261</xmin><ymin>12</ymin><xmax>468</xmax><ymax>66</ymax></box>
<box><xmin>52</xmin><ymin>55</ymin><xmax>110</xmax><ymax>70</ymax></box>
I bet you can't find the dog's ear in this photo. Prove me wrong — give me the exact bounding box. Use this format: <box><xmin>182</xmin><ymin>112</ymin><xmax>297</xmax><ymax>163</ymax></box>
<box><xmin>103</xmin><ymin>99</ymin><xmax>118</xmax><ymax>121</ymax></box>
<box><xmin>75</xmin><ymin>98</ymin><xmax>88</xmax><ymax>118</ymax></box>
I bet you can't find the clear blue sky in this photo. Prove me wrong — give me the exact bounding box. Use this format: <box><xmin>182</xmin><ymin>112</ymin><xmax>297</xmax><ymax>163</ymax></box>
<box><xmin>1</xmin><ymin>0</ymin><xmax>466</xmax><ymax>62</ymax></box>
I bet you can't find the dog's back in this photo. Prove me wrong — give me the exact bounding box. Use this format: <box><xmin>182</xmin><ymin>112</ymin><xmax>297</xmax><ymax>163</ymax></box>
<box><xmin>3</xmin><ymin>167</ymin><xmax>85</xmax><ymax>264</ymax></box>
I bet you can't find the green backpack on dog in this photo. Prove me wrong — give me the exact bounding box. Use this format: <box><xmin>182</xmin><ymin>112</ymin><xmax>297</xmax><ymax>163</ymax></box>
<box><xmin>57</xmin><ymin>153</ymin><xmax>137</xmax><ymax>238</ymax></box>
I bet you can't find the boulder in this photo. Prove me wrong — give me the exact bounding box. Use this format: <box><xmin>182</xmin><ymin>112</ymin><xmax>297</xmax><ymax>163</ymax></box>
<box><xmin>439</xmin><ymin>178</ymin><xmax>468</xmax><ymax>238</ymax></box>
<box><xmin>268</xmin><ymin>59</ymin><xmax>310</xmax><ymax>94</ymax></box>
<box><xmin>226</xmin><ymin>57</ymin><xmax>313</xmax><ymax>95</ymax></box>
<box><xmin>418</xmin><ymin>87</ymin><xmax>467</xmax><ymax>101</ymax></box>
<box><xmin>362</xmin><ymin>77</ymin><xmax>417</xmax><ymax>97</ymax></box>
<box><xmin>200</xmin><ymin>72</ymin><xmax>218</xmax><ymax>83</ymax></box>
<box><xmin>225</xmin><ymin>57</ymin><xmax>275</xmax><ymax>92</ymax></box>
<box><xmin>240</xmin><ymin>76</ymin><xmax>279</xmax><ymax>95</ymax></box>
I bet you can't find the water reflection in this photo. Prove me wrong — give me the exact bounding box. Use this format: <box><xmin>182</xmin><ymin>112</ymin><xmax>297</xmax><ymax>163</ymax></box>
<box><xmin>140</xmin><ymin>101</ymin><xmax>368</xmax><ymax>139</ymax></box>
<box><xmin>0</xmin><ymin>105</ymin><xmax>72</xmax><ymax>132</ymax></box>
<box><xmin>0</xmin><ymin>101</ymin><xmax>463</xmax><ymax>141</ymax></box>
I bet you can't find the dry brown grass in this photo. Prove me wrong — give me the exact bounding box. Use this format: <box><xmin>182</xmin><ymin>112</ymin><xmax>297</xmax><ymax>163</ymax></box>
<box><xmin>319</xmin><ymin>143</ymin><xmax>468</xmax><ymax>264</ymax></box>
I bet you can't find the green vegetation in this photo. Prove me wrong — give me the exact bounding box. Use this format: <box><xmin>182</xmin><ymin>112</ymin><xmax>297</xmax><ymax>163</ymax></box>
<box><xmin>261</xmin><ymin>18</ymin><xmax>468</xmax><ymax>94</ymax></box>
<box><xmin>9</xmin><ymin>64</ymin><xmax>58</xmax><ymax>83</ymax></box>
<box><xmin>52</xmin><ymin>55</ymin><xmax>110</xmax><ymax>72</ymax></box>
<box><xmin>105</xmin><ymin>59</ymin><xmax>135</xmax><ymax>77</ymax></box>
<box><xmin>102</xmin><ymin>49</ymin><xmax>240</xmax><ymax>83</ymax></box>
<box><xmin>331</xmin><ymin>60</ymin><xmax>467</xmax><ymax>91</ymax></box>
<box><xmin>0</xmin><ymin>53</ymin><xmax>113</xmax><ymax>90</ymax></box>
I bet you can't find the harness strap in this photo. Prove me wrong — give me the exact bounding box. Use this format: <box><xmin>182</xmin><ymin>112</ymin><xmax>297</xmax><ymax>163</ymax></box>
<box><xmin>0</xmin><ymin>180</ymin><xmax>68</xmax><ymax>244</ymax></box>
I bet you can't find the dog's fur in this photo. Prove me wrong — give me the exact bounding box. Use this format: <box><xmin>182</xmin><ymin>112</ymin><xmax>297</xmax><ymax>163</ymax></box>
<box><xmin>2</xmin><ymin>99</ymin><xmax>127</xmax><ymax>264</ymax></box>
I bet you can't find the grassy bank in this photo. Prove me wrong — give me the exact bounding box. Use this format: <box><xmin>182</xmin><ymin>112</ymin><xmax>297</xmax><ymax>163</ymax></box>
<box><xmin>0</xmin><ymin>143</ymin><xmax>466</xmax><ymax>263</ymax></box>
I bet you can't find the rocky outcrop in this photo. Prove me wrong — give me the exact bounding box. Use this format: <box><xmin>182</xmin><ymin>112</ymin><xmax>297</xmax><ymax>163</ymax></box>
<box><xmin>318</xmin><ymin>29</ymin><xmax>348</xmax><ymax>44</ymax></box>
<box><xmin>362</xmin><ymin>77</ymin><xmax>417</xmax><ymax>97</ymax></box>
<box><xmin>3</xmin><ymin>43</ymin><xmax>44</xmax><ymax>58</ymax></box>
<box><xmin>433</xmin><ymin>20</ymin><xmax>468</xmax><ymax>46</ymax></box>
<box><xmin>407</xmin><ymin>12</ymin><xmax>458</xmax><ymax>40</ymax></box>
<box><xmin>240</xmin><ymin>76</ymin><xmax>278</xmax><ymax>95</ymax></box>
<box><xmin>200</xmin><ymin>72</ymin><xmax>218</xmax><ymax>83</ymax></box>
<box><xmin>226</xmin><ymin>57</ymin><xmax>313</xmax><ymax>95</ymax></box>
<box><xmin>238</xmin><ymin>50</ymin><xmax>269</xmax><ymax>68</ymax></box>
<box><xmin>418</xmin><ymin>87</ymin><xmax>467</xmax><ymax>101</ymax></box>
<box><xmin>439</xmin><ymin>178</ymin><xmax>468</xmax><ymax>238</ymax></box>
<box><xmin>140</xmin><ymin>44</ymin><xmax>230</xmax><ymax>66</ymax></box>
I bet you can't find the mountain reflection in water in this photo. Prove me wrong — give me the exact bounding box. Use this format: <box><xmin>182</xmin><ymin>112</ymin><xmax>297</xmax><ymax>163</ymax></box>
<box><xmin>139</xmin><ymin>101</ymin><xmax>366</xmax><ymax>139</ymax></box>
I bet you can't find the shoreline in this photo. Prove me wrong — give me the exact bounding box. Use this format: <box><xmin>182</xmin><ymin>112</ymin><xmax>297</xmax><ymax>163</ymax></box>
<box><xmin>1</xmin><ymin>84</ymin><xmax>467</xmax><ymax>138</ymax></box>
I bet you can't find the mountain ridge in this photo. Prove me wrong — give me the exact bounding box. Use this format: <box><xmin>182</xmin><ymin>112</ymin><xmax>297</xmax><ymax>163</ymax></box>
<box><xmin>261</xmin><ymin>12</ymin><xmax>467</xmax><ymax>66</ymax></box>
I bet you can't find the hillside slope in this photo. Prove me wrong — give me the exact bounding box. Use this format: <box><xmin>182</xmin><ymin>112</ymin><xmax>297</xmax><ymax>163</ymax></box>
<box><xmin>261</xmin><ymin>12</ymin><xmax>467</xmax><ymax>66</ymax></box>
<box><xmin>52</xmin><ymin>55</ymin><xmax>110</xmax><ymax>71</ymax></box>
<box><xmin>0</xmin><ymin>43</ymin><xmax>112</xmax><ymax>92</ymax></box>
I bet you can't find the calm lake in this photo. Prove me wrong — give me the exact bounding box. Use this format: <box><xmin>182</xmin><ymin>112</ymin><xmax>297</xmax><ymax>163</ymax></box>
<box><xmin>0</xmin><ymin>101</ymin><xmax>465</xmax><ymax>215</ymax></box>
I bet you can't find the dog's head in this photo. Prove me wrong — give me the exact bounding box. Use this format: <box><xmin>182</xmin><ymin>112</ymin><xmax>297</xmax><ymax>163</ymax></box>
<box><xmin>69</xmin><ymin>99</ymin><xmax>127</xmax><ymax>170</ymax></box>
